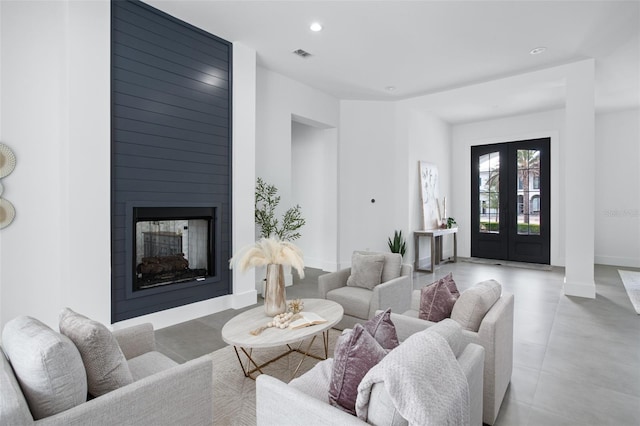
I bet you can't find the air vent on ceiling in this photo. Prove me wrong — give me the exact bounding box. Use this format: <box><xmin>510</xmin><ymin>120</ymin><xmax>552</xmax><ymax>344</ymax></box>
<box><xmin>293</xmin><ymin>49</ymin><xmax>312</xmax><ymax>58</ymax></box>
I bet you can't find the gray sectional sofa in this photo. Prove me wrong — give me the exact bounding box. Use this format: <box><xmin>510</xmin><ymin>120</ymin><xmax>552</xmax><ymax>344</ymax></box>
<box><xmin>256</xmin><ymin>316</ymin><xmax>485</xmax><ymax>425</ymax></box>
<box><xmin>1</xmin><ymin>316</ymin><xmax>213</xmax><ymax>425</ymax></box>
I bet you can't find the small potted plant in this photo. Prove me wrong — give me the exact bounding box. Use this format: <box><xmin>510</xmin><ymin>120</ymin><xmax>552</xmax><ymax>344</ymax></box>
<box><xmin>446</xmin><ymin>217</ymin><xmax>457</xmax><ymax>229</ymax></box>
<box><xmin>388</xmin><ymin>230</ymin><xmax>407</xmax><ymax>257</ymax></box>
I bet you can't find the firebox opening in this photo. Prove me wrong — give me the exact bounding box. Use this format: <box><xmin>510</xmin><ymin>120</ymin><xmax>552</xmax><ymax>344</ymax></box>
<box><xmin>132</xmin><ymin>207</ymin><xmax>216</xmax><ymax>292</ymax></box>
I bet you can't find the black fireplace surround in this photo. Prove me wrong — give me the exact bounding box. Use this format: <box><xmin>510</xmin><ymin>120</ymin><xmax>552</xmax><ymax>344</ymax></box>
<box><xmin>126</xmin><ymin>205</ymin><xmax>221</xmax><ymax>299</ymax></box>
<box><xmin>111</xmin><ymin>0</ymin><xmax>232</xmax><ymax>322</ymax></box>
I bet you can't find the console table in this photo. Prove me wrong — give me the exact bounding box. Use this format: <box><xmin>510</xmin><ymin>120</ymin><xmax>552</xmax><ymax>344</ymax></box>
<box><xmin>414</xmin><ymin>228</ymin><xmax>458</xmax><ymax>272</ymax></box>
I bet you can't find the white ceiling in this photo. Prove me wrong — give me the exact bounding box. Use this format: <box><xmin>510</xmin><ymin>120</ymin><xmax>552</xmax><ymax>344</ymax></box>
<box><xmin>147</xmin><ymin>0</ymin><xmax>640</xmax><ymax>123</ymax></box>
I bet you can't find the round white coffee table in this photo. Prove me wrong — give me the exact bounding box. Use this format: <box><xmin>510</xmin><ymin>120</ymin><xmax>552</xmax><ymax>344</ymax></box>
<box><xmin>221</xmin><ymin>298</ymin><xmax>343</xmax><ymax>379</ymax></box>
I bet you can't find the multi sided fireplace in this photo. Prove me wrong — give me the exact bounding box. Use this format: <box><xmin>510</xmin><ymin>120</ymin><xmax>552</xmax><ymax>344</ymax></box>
<box><xmin>127</xmin><ymin>206</ymin><xmax>220</xmax><ymax>296</ymax></box>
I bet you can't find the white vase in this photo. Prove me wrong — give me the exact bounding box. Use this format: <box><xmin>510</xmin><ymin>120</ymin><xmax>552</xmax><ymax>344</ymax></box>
<box><xmin>264</xmin><ymin>264</ymin><xmax>286</xmax><ymax>316</ymax></box>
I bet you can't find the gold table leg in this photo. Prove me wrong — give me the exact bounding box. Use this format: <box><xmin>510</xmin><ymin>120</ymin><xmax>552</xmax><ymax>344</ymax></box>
<box><xmin>231</xmin><ymin>330</ymin><xmax>331</xmax><ymax>380</ymax></box>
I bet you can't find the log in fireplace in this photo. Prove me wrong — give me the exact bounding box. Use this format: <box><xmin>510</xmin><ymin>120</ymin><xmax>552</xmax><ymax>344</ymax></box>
<box><xmin>127</xmin><ymin>206</ymin><xmax>220</xmax><ymax>296</ymax></box>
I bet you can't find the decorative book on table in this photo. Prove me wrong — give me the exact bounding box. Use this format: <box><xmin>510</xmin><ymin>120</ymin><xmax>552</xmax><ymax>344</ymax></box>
<box><xmin>289</xmin><ymin>312</ymin><xmax>327</xmax><ymax>330</ymax></box>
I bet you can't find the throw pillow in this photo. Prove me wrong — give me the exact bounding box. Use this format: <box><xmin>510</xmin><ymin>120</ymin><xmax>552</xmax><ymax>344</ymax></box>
<box><xmin>419</xmin><ymin>278</ymin><xmax>458</xmax><ymax>322</ymax></box>
<box><xmin>442</xmin><ymin>272</ymin><xmax>460</xmax><ymax>299</ymax></box>
<box><xmin>346</xmin><ymin>252</ymin><xmax>385</xmax><ymax>290</ymax></box>
<box><xmin>329</xmin><ymin>324</ymin><xmax>388</xmax><ymax>415</ymax></box>
<box><xmin>355</xmin><ymin>251</ymin><xmax>402</xmax><ymax>283</ymax></box>
<box><xmin>363</xmin><ymin>308</ymin><xmax>399</xmax><ymax>350</ymax></box>
<box><xmin>59</xmin><ymin>308</ymin><xmax>134</xmax><ymax>397</ymax></box>
<box><xmin>451</xmin><ymin>279</ymin><xmax>502</xmax><ymax>332</ymax></box>
<box><xmin>1</xmin><ymin>316</ymin><xmax>87</xmax><ymax>420</ymax></box>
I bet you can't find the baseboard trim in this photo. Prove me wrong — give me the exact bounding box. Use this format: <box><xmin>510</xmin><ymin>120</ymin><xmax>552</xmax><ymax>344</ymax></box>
<box><xmin>595</xmin><ymin>255</ymin><xmax>640</xmax><ymax>268</ymax></box>
<box><xmin>563</xmin><ymin>278</ymin><xmax>596</xmax><ymax>299</ymax></box>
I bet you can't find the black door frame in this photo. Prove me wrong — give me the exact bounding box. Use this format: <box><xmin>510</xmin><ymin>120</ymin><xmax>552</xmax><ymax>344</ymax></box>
<box><xmin>471</xmin><ymin>138</ymin><xmax>551</xmax><ymax>264</ymax></box>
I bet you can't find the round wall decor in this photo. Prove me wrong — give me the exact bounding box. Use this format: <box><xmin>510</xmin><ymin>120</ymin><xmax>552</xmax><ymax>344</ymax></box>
<box><xmin>0</xmin><ymin>198</ymin><xmax>16</xmax><ymax>229</ymax></box>
<box><xmin>0</xmin><ymin>143</ymin><xmax>17</xmax><ymax>178</ymax></box>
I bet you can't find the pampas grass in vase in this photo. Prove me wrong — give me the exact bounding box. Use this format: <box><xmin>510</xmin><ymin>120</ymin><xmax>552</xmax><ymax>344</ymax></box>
<box><xmin>230</xmin><ymin>237</ymin><xmax>305</xmax><ymax>316</ymax></box>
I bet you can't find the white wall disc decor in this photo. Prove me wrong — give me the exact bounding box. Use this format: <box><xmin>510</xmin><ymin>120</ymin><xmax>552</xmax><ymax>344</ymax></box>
<box><xmin>0</xmin><ymin>143</ymin><xmax>16</xmax><ymax>178</ymax></box>
<box><xmin>0</xmin><ymin>198</ymin><xmax>15</xmax><ymax>229</ymax></box>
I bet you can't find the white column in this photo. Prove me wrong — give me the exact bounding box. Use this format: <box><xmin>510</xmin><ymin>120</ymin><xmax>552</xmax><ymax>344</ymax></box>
<box><xmin>563</xmin><ymin>59</ymin><xmax>596</xmax><ymax>298</ymax></box>
<box><xmin>231</xmin><ymin>42</ymin><xmax>258</xmax><ymax>307</ymax></box>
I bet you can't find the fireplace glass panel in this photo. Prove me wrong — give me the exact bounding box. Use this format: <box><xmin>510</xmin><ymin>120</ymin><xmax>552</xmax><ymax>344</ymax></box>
<box><xmin>135</xmin><ymin>219</ymin><xmax>210</xmax><ymax>290</ymax></box>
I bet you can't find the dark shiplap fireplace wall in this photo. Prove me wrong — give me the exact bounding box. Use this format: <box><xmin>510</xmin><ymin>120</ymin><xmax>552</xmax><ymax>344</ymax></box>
<box><xmin>111</xmin><ymin>0</ymin><xmax>232</xmax><ymax>322</ymax></box>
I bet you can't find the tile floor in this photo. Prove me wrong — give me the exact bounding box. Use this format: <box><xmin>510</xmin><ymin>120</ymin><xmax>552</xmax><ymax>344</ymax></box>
<box><xmin>155</xmin><ymin>262</ymin><xmax>640</xmax><ymax>425</ymax></box>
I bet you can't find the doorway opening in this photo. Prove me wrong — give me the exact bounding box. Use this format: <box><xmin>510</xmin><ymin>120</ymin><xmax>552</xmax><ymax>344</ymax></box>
<box><xmin>471</xmin><ymin>138</ymin><xmax>550</xmax><ymax>264</ymax></box>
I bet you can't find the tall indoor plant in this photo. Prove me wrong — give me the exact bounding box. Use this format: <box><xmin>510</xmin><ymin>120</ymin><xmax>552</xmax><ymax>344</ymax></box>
<box><xmin>231</xmin><ymin>178</ymin><xmax>306</xmax><ymax>315</ymax></box>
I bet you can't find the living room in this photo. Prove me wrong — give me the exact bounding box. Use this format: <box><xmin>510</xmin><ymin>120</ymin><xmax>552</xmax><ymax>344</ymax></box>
<box><xmin>0</xmin><ymin>0</ymin><xmax>639</xmax><ymax>424</ymax></box>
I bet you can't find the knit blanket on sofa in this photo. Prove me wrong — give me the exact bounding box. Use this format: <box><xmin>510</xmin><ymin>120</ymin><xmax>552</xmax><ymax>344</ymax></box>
<box><xmin>355</xmin><ymin>326</ymin><xmax>470</xmax><ymax>426</ymax></box>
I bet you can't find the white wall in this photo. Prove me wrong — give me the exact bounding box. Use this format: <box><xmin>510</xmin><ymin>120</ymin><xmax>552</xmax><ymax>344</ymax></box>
<box><xmin>256</xmin><ymin>67</ymin><xmax>340</xmax><ymax>270</ymax></box>
<box><xmin>594</xmin><ymin>108</ymin><xmax>640</xmax><ymax>267</ymax></box>
<box><xmin>402</xmin><ymin>108</ymin><xmax>452</xmax><ymax>264</ymax></box>
<box><xmin>0</xmin><ymin>1</ymin><xmax>258</xmax><ymax>331</ymax></box>
<box><xmin>451</xmin><ymin>110</ymin><xmax>564</xmax><ymax>266</ymax></box>
<box><xmin>0</xmin><ymin>0</ymin><xmax>114</xmax><ymax>328</ymax></box>
<box><xmin>338</xmin><ymin>101</ymin><xmax>402</xmax><ymax>267</ymax></box>
<box><xmin>291</xmin><ymin>121</ymin><xmax>338</xmax><ymax>271</ymax></box>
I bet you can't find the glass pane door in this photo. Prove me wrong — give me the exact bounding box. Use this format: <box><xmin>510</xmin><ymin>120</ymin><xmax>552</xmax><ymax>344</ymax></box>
<box><xmin>516</xmin><ymin>149</ymin><xmax>541</xmax><ymax>235</ymax></box>
<box><xmin>472</xmin><ymin>138</ymin><xmax>550</xmax><ymax>264</ymax></box>
<box><xmin>478</xmin><ymin>151</ymin><xmax>500</xmax><ymax>234</ymax></box>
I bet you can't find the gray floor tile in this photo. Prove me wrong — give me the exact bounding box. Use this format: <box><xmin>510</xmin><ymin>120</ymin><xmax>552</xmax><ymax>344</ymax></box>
<box><xmin>513</xmin><ymin>340</ymin><xmax>546</xmax><ymax>370</ymax></box>
<box><xmin>493</xmin><ymin>395</ymin><xmax>532</xmax><ymax>426</ymax></box>
<box><xmin>155</xmin><ymin>319</ymin><xmax>226</xmax><ymax>361</ymax></box>
<box><xmin>532</xmin><ymin>371</ymin><xmax>640</xmax><ymax>425</ymax></box>
<box><xmin>154</xmin><ymin>263</ymin><xmax>640</xmax><ymax>425</ymax></box>
<box><xmin>542</xmin><ymin>335</ymin><xmax>640</xmax><ymax>397</ymax></box>
<box><xmin>506</xmin><ymin>365</ymin><xmax>540</xmax><ymax>405</ymax></box>
<box><xmin>525</xmin><ymin>406</ymin><xmax>581</xmax><ymax>426</ymax></box>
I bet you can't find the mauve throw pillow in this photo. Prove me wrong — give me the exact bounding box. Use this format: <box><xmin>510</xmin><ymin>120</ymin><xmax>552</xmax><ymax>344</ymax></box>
<box><xmin>59</xmin><ymin>308</ymin><xmax>134</xmax><ymax>397</ymax></box>
<box><xmin>363</xmin><ymin>308</ymin><xmax>399</xmax><ymax>350</ymax></box>
<box><xmin>442</xmin><ymin>273</ymin><xmax>460</xmax><ymax>299</ymax></box>
<box><xmin>329</xmin><ymin>324</ymin><xmax>388</xmax><ymax>415</ymax></box>
<box><xmin>346</xmin><ymin>252</ymin><xmax>385</xmax><ymax>290</ymax></box>
<box><xmin>419</xmin><ymin>279</ymin><xmax>458</xmax><ymax>322</ymax></box>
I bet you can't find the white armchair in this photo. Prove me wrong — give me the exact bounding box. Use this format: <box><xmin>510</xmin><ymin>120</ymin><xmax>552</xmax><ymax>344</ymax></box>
<box><xmin>318</xmin><ymin>251</ymin><xmax>413</xmax><ymax>330</ymax></box>
<box><xmin>397</xmin><ymin>279</ymin><xmax>514</xmax><ymax>425</ymax></box>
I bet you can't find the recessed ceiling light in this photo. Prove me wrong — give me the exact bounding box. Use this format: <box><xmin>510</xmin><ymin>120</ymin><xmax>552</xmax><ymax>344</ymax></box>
<box><xmin>385</xmin><ymin>86</ymin><xmax>396</xmax><ymax>92</ymax></box>
<box><xmin>310</xmin><ymin>22</ymin><xmax>323</xmax><ymax>32</ymax></box>
<box><xmin>530</xmin><ymin>47</ymin><xmax>547</xmax><ymax>55</ymax></box>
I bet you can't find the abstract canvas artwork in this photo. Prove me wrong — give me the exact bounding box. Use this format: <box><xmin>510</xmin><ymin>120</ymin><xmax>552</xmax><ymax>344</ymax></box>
<box><xmin>419</xmin><ymin>161</ymin><xmax>440</xmax><ymax>229</ymax></box>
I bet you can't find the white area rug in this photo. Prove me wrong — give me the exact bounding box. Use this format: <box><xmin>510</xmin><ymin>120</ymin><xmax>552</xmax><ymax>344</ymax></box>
<box><xmin>618</xmin><ymin>270</ymin><xmax>640</xmax><ymax>314</ymax></box>
<box><xmin>211</xmin><ymin>329</ymin><xmax>338</xmax><ymax>425</ymax></box>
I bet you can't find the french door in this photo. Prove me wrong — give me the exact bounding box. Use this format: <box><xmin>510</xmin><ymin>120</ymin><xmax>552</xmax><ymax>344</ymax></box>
<box><xmin>471</xmin><ymin>138</ymin><xmax>550</xmax><ymax>264</ymax></box>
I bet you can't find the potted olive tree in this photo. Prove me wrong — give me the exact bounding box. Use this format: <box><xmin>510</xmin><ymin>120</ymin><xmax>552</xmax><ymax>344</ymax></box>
<box><xmin>253</xmin><ymin>178</ymin><xmax>306</xmax><ymax>298</ymax></box>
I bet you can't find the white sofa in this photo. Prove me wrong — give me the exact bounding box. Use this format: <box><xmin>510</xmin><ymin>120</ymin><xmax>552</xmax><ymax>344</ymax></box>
<box><xmin>1</xmin><ymin>316</ymin><xmax>213</xmax><ymax>425</ymax></box>
<box><xmin>398</xmin><ymin>279</ymin><xmax>514</xmax><ymax>425</ymax></box>
<box><xmin>256</xmin><ymin>315</ymin><xmax>485</xmax><ymax>425</ymax></box>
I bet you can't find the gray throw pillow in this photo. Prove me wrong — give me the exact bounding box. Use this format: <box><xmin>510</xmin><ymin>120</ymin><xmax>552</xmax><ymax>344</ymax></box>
<box><xmin>363</xmin><ymin>308</ymin><xmax>399</xmax><ymax>350</ymax></box>
<box><xmin>346</xmin><ymin>252</ymin><xmax>385</xmax><ymax>290</ymax></box>
<box><xmin>451</xmin><ymin>280</ymin><xmax>502</xmax><ymax>332</ymax></box>
<box><xmin>418</xmin><ymin>278</ymin><xmax>458</xmax><ymax>322</ymax></box>
<box><xmin>1</xmin><ymin>316</ymin><xmax>87</xmax><ymax>419</ymax></box>
<box><xmin>355</xmin><ymin>251</ymin><xmax>402</xmax><ymax>283</ymax></box>
<box><xmin>59</xmin><ymin>308</ymin><xmax>134</xmax><ymax>397</ymax></box>
<box><xmin>329</xmin><ymin>324</ymin><xmax>387</xmax><ymax>415</ymax></box>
